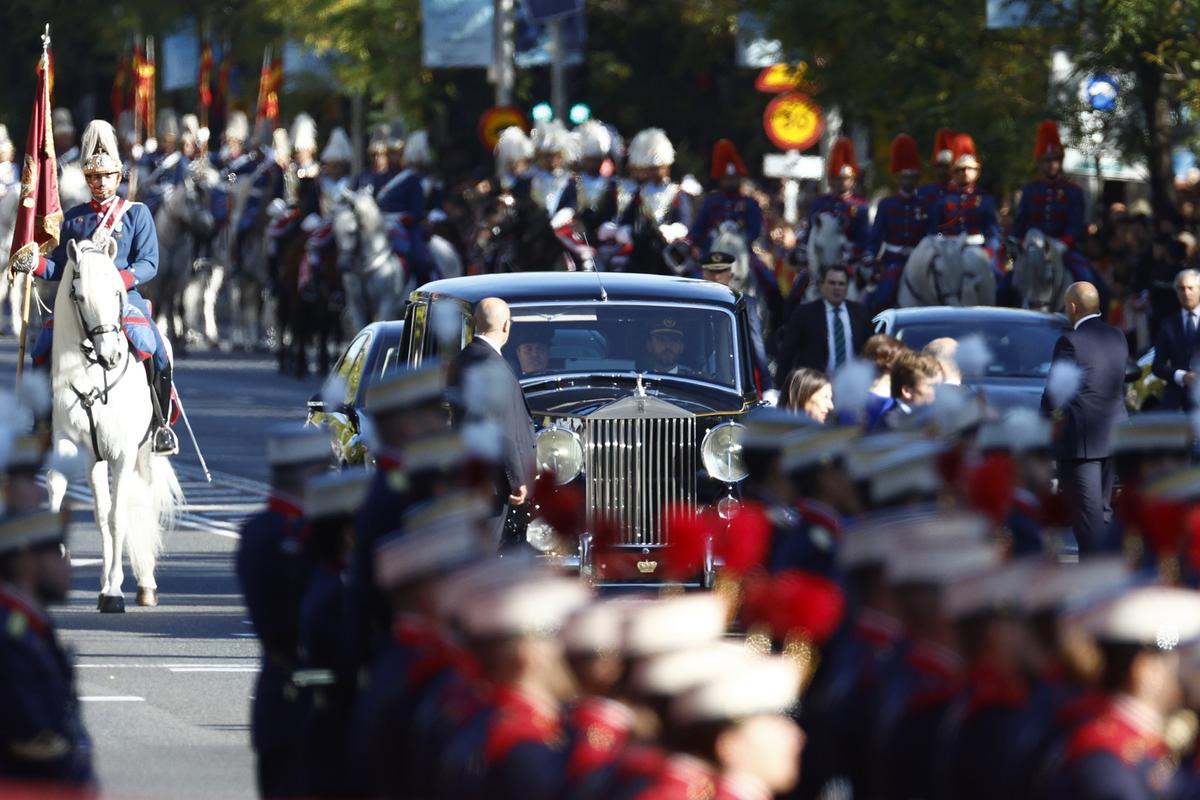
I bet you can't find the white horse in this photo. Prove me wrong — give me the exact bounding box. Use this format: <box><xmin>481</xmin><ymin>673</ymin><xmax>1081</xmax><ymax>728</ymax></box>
<box><xmin>333</xmin><ymin>189</ymin><xmax>408</xmax><ymax>332</ymax></box>
<box><xmin>1012</xmin><ymin>228</ymin><xmax>1067</xmax><ymax>312</ymax></box>
<box><xmin>46</xmin><ymin>238</ymin><xmax>182</xmax><ymax>612</ymax></box>
<box><xmin>0</xmin><ymin>189</ymin><xmax>20</xmax><ymax>334</ymax></box>
<box><xmin>147</xmin><ymin>169</ymin><xmax>218</xmax><ymax>353</ymax></box>
<box><xmin>804</xmin><ymin>211</ymin><xmax>862</xmax><ymax>301</ymax></box>
<box><xmin>899</xmin><ymin>235</ymin><xmax>996</xmax><ymax>307</ymax></box>
<box><xmin>710</xmin><ymin>220</ymin><xmax>752</xmax><ymax>292</ymax></box>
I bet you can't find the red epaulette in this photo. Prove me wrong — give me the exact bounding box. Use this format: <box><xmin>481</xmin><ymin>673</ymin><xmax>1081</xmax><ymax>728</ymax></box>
<box><xmin>1065</xmin><ymin>709</ymin><xmax>1166</xmax><ymax>767</ymax></box>
<box><xmin>905</xmin><ymin>642</ymin><xmax>964</xmax><ymax>712</ymax></box>
<box><xmin>484</xmin><ymin>688</ymin><xmax>563</xmax><ymax>763</ymax></box>
<box><xmin>965</xmin><ymin>661</ymin><xmax>1028</xmax><ymax>716</ymax></box>
<box><xmin>0</xmin><ymin>588</ymin><xmax>49</xmax><ymax>637</ymax></box>
<box><xmin>267</xmin><ymin>493</ymin><xmax>305</xmax><ymax>520</ymax></box>
<box><xmin>795</xmin><ymin>499</ymin><xmax>842</xmax><ymax>537</ymax></box>
<box><xmin>565</xmin><ymin>697</ymin><xmax>635</xmax><ymax>779</ymax></box>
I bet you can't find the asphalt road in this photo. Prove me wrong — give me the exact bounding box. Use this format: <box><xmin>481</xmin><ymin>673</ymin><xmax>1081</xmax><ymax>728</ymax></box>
<box><xmin>0</xmin><ymin>336</ymin><xmax>323</xmax><ymax>799</ymax></box>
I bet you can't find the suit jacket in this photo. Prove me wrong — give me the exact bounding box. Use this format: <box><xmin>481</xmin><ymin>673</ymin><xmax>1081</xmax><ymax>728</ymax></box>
<box><xmin>1040</xmin><ymin>317</ymin><xmax>1129</xmax><ymax>460</ymax></box>
<box><xmin>1151</xmin><ymin>310</ymin><xmax>1198</xmax><ymax>411</ymax></box>
<box><xmin>776</xmin><ymin>298</ymin><xmax>873</xmax><ymax>382</ymax></box>
<box><xmin>447</xmin><ymin>337</ymin><xmax>536</xmax><ymax>493</ymax></box>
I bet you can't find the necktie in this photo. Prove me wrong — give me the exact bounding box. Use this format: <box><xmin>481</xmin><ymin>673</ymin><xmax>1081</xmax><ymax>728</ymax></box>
<box><xmin>1188</xmin><ymin>312</ymin><xmax>1197</xmax><ymax>342</ymax></box>
<box><xmin>833</xmin><ymin>305</ymin><xmax>847</xmax><ymax>368</ymax></box>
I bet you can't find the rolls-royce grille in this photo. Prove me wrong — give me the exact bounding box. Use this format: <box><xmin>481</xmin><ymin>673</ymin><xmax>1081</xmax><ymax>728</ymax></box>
<box><xmin>585</xmin><ymin>416</ymin><xmax>697</xmax><ymax>546</ymax></box>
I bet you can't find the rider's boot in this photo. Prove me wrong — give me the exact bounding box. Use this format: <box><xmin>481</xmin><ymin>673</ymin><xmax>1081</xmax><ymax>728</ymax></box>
<box><xmin>147</xmin><ymin>360</ymin><xmax>179</xmax><ymax>456</ymax></box>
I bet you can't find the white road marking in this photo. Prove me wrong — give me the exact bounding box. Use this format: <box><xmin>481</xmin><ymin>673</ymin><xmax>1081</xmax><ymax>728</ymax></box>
<box><xmin>78</xmin><ymin>663</ymin><xmax>258</xmax><ymax>669</ymax></box>
<box><xmin>168</xmin><ymin>666</ymin><xmax>259</xmax><ymax>673</ymax></box>
<box><xmin>70</xmin><ymin>558</ymin><xmax>102</xmax><ymax>567</ymax></box>
<box><xmin>80</xmin><ymin>696</ymin><xmax>145</xmax><ymax>702</ymax></box>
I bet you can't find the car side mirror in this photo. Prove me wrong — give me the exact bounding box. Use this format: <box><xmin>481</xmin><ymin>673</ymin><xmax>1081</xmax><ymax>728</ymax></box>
<box><xmin>1124</xmin><ymin>361</ymin><xmax>1141</xmax><ymax>383</ymax></box>
<box><xmin>307</xmin><ymin>391</ymin><xmax>325</xmax><ymax>413</ymax></box>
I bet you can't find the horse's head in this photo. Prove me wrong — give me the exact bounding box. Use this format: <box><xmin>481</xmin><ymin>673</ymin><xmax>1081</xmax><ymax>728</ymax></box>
<box><xmin>68</xmin><ymin>238</ymin><xmax>126</xmax><ymax>371</ymax></box>
<box><xmin>809</xmin><ymin>212</ymin><xmax>845</xmax><ymax>271</ymax></box>
<box><xmin>1019</xmin><ymin>228</ymin><xmax>1059</xmax><ymax>310</ymax></box>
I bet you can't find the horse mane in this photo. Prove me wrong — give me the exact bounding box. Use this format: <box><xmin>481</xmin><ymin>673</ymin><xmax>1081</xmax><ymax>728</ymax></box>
<box><xmin>72</xmin><ymin>240</ymin><xmax>128</xmax><ymax>304</ymax></box>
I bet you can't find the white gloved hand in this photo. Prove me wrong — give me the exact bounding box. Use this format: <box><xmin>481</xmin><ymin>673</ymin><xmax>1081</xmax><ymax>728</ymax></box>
<box><xmin>550</xmin><ymin>207</ymin><xmax>576</xmax><ymax>230</ymax></box>
<box><xmin>300</xmin><ymin>213</ymin><xmax>323</xmax><ymax>233</ymax></box>
<box><xmin>762</xmin><ymin>389</ymin><xmax>780</xmax><ymax>407</ymax></box>
<box><xmin>9</xmin><ymin>249</ymin><xmax>37</xmax><ymax>275</ymax></box>
<box><xmin>597</xmin><ymin>221</ymin><xmax>619</xmax><ymax>242</ymax></box>
<box><xmin>659</xmin><ymin>222</ymin><xmax>689</xmax><ymax>243</ymax></box>
<box><xmin>1051</xmin><ymin>237</ymin><xmax>1068</xmax><ymax>255</ymax></box>
<box><xmin>266</xmin><ymin>198</ymin><xmax>289</xmax><ymax>219</ymax></box>
<box><xmin>615</xmin><ymin>225</ymin><xmax>633</xmax><ymax>247</ymax></box>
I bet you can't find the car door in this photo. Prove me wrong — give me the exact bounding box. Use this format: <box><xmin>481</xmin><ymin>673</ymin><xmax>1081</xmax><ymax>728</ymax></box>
<box><xmin>315</xmin><ymin>330</ymin><xmax>372</xmax><ymax>464</ymax></box>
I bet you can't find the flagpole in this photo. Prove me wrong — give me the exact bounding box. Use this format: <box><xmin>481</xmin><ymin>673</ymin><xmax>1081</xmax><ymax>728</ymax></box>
<box><xmin>14</xmin><ymin>23</ymin><xmax>51</xmax><ymax>389</ymax></box>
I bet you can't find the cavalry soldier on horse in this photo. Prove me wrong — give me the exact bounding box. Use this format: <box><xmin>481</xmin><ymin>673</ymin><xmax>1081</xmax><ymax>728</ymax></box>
<box><xmin>12</xmin><ymin>118</ymin><xmax>178</xmax><ymax>455</ymax></box>
<box><xmin>916</xmin><ymin>126</ymin><xmax>955</xmax><ymax>214</ymax></box>
<box><xmin>690</xmin><ymin>138</ymin><xmax>763</xmax><ymax>260</ymax></box>
<box><xmin>868</xmin><ymin>134</ymin><xmax>927</xmax><ymax>312</ymax></box>
<box><xmin>808</xmin><ymin>135</ymin><xmax>871</xmax><ymax>266</ymax></box>
<box><xmin>928</xmin><ymin>132</ymin><xmax>1003</xmax><ymax>283</ymax></box>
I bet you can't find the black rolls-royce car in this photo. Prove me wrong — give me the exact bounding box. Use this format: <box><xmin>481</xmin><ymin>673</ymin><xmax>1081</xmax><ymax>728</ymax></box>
<box><xmin>400</xmin><ymin>272</ymin><xmax>764</xmax><ymax>582</ymax></box>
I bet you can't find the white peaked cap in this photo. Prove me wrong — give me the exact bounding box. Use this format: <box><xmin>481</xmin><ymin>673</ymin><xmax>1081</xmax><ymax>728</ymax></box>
<box><xmin>869</xmin><ymin>441</ymin><xmax>945</xmax><ymax>504</ymax></box>
<box><xmin>80</xmin><ymin>120</ymin><xmax>122</xmax><ymax>175</ymax></box>
<box><xmin>671</xmin><ymin>655</ymin><xmax>801</xmax><ymax>724</ymax></box>
<box><xmin>976</xmin><ymin>408</ymin><xmax>1052</xmax><ymax>454</ymax></box>
<box><xmin>533</xmin><ymin>120</ymin><xmax>578</xmax><ymax>159</ymax></box>
<box><xmin>563</xmin><ymin>596</ymin><xmax>647</xmax><ymax>655</ymax></box>
<box><xmin>624</xmin><ymin>593</ymin><xmax>727</xmax><ymax>657</ymax></box>
<box><xmin>364</xmin><ymin>363</ymin><xmax>444</xmax><ymax>415</ymax></box>
<box><xmin>291</xmin><ymin>113</ymin><xmax>318</xmax><ymax>153</ymax></box>
<box><xmin>4</xmin><ymin>434</ymin><xmax>44</xmax><ymax>472</ymax></box>
<box><xmin>321</xmin><ymin>127</ymin><xmax>353</xmax><ymax>163</ymax></box>
<box><xmin>432</xmin><ymin>550</ymin><xmax>539</xmax><ymax>622</ymax></box>
<box><xmin>1113</xmin><ymin>412</ymin><xmax>1195</xmax><ymax>453</ymax></box>
<box><xmin>627</xmin><ymin>128</ymin><xmax>675</xmax><ymax>168</ymax></box>
<box><xmin>157</xmin><ymin>108</ymin><xmax>180</xmax><ymax>138</ymax></box>
<box><xmin>740</xmin><ymin>407</ymin><xmax>815</xmax><ymax>451</ymax></box>
<box><xmin>887</xmin><ymin>540</ymin><xmax>997</xmax><ymax>586</ymax></box>
<box><xmin>631</xmin><ymin>641</ymin><xmax>756</xmax><ymax>696</ymax></box>
<box><xmin>225</xmin><ymin>111</ymin><xmax>250</xmax><ymax>142</ymax></box>
<box><xmin>1085</xmin><ymin>586</ymin><xmax>1200</xmax><ymax>649</ymax></box>
<box><xmin>462</xmin><ymin>576</ymin><xmax>592</xmax><ymax>638</ymax></box>
<box><xmin>375</xmin><ymin>495</ymin><xmax>487</xmax><ymax>589</ymax></box>
<box><xmin>495</xmin><ymin>126</ymin><xmax>534</xmax><ymax>167</ymax></box>
<box><xmin>400</xmin><ymin>432</ymin><xmax>465</xmax><ymax>474</ymax></box>
<box><xmin>945</xmin><ymin>559</ymin><xmax>1036</xmax><ymax>619</ymax></box>
<box><xmin>781</xmin><ymin>427</ymin><xmax>857</xmax><ymax>473</ymax></box>
<box><xmin>404</xmin><ymin>130</ymin><xmax>433</xmax><ymax>166</ymax></box>
<box><xmin>845</xmin><ymin>433</ymin><xmax>922</xmax><ymax>479</ymax></box>
<box><xmin>0</xmin><ymin>511</ymin><xmax>66</xmax><ymax>557</ymax></box>
<box><xmin>304</xmin><ymin>468</ymin><xmax>372</xmax><ymax>520</ymax></box>
<box><xmin>180</xmin><ymin>113</ymin><xmax>200</xmax><ymax>138</ymax></box>
<box><xmin>839</xmin><ymin>506</ymin><xmax>940</xmax><ymax>569</ymax></box>
<box><xmin>265</xmin><ymin>422</ymin><xmax>331</xmax><ymax>467</ymax></box>
<box><xmin>272</xmin><ymin>128</ymin><xmax>292</xmax><ymax>160</ymax></box>
<box><xmin>575</xmin><ymin>120</ymin><xmax>612</xmax><ymax>160</ymax></box>
<box><xmin>1025</xmin><ymin>557</ymin><xmax>1131</xmax><ymax>614</ymax></box>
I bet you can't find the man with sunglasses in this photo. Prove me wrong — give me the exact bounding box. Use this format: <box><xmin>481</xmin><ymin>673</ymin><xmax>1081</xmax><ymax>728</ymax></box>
<box><xmin>12</xmin><ymin>119</ymin><xmax>176</xmax><ymax>455</ymax></box>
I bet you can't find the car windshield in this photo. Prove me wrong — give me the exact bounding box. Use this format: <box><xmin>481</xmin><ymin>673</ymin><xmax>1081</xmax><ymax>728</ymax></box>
<box><xmin>892</xmin><ymin>317</ymin><xmax>1067</xmax><ymax>379</ymax></box>
<box><xmin>508</xmin><ymin>303</ymin><xmax>739</xmax><ymax>389</ymax></box>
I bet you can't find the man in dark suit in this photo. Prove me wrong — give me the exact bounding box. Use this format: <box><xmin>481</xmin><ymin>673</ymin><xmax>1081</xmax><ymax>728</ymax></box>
<box><xmin>1040</xmin><ymin>282</ymin><xmax>1129</xmax><ymax>554</ymax></box>
<box><xmin>447</xmin><ymin>297</ymin><xmax>536</xmax><ymax>547</ymax></box>
<box><xmin>776</xmin><ymin>265</ymin><xmax>873</xmax><ymax>383</ymax></box>
<box><xmin>1151</xmin><ymin>268</ymin><xmax>1200</xmax><ymax>411</ymax></box>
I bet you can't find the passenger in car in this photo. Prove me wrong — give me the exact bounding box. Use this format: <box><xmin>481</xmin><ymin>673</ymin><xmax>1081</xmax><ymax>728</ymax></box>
<box><xmin>644</xmin><ymin>317</ymin><xmax>692</xmax><ymax>376</ymax></box>
<box><xmin>512</xmin><ymin>327</ymin><xmax>552</xmax><ymax>376</ymax></box>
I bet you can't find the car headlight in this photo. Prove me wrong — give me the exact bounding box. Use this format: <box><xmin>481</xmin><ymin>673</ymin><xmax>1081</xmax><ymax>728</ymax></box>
<box><xmin>535</xmin><ymin>426</ymin><xmax>584</xmax><ymax>485</ymax></box>
<box><xmin>526</xmin><ymin>519</ymin><xmax>559</xmax><ymax>553</ymax></box>
<box><xmin>701</xmin><ymin>422</ymin><xmax>747</xmax><ymax>483</ymax></box>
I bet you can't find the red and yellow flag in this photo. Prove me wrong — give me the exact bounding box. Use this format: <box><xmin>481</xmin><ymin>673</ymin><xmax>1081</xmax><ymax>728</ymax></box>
<box><xmin>111</xmin><ymin>51</ymin><xmax>131</xmax><ymax>119</ymax></box>
<box><xmin>257</xmin><ymin>56</ymin><xmax>283</xmax><ymax>123</ymax></box>
<box><xmin>9</xmin><ymin>44</ymin><xmax>62</xmax><ymax>269</ymax></box>
<box><xmin>199</xmin><ymin>42</ymin><xmax>213</xmax><ymax>110</ymax></box>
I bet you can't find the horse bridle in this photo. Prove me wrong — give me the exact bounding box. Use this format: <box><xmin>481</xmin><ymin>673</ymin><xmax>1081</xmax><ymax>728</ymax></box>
<box><xmin>67</xmin><ymin>266</ymin><xmax>135</xmax><ymax>461</ymax></box>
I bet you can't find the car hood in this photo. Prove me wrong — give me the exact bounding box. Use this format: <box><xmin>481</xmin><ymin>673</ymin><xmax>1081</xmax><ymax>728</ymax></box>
<box><xmin>968</xmin><ymin>377</ymin><xmax>1045</xmax><ymax>412</ymax></box>
<box><xmin>522</xmin><ymin>376</ymin><xmax>749</xmax><ymax>417</ymax></box>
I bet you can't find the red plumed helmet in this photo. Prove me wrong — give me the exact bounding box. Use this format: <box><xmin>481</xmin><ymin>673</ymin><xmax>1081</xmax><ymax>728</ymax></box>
<box><xmin>931</xmin><ymin>127</ymin><xmax>956</xmax><ymax>165</ymax></box>
<box><xmin>890</xmin><ymin>134</ymin><xmax>921</xmax><ymax>175</ymax></box>
<box><xmin>742</xmin><ymin>570</ymin><xmax>845</xmax><ymax>646</ymax></box>
<box><xmin>660</xmin><ymin>504</ymin><xmax>716</xmax><ymax>580</ymax></box>
<box><xmin>1034</xmin><ymin>119</ymin><xmax>1064</xmax><ymax>160</ymax></box>
<box><xmin>965</xmin><ymin>453</ymin><xmax>1016</xmax><ymax>524</ymax></box>
<box><xmin>827</xmin><ymin>136</ymin><xmax>858</xmax><ymax>181</ymax></box>
<box><xmin>951</xmin><ymin>132</ymin><xmax>980</xmax><ymax>169</ymax></box>
<box><xmin>716</xmin><ymin>501</ymin><xmax>772</xmax><ymax>576</ymax></box>
<box><xmin>710</xmin><ymin>138</ymin><xmax>748</xmax><ymax>179</ymax></box>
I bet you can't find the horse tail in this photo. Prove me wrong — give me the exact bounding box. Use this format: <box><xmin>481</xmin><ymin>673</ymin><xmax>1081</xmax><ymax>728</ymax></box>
<box><xmin>127</xmin><ymin>445</ymin><xmax>184</xmax><ymax>581</ymax></box>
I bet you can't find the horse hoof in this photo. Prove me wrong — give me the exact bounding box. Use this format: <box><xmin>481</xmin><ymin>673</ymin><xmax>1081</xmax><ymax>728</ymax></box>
<box><xmin>136</xmin><ymin>588</ymin><xmax>159</xmax><ymax>607</ymax></box>
<box><xmin>98</xmin><ymin>594</ymin><xmax>126</xmax><ymax>614</ymax></box>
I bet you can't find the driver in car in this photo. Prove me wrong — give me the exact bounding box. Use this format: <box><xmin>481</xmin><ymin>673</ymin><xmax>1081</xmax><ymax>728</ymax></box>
<box><xmin>645</xmin><ymin>317</ymin><xmax>692</xmax><ymax>376</ymax></box>
<box><xmin>512</xmin><ymin>327</ymin><xmax>551</xmax><ymax>376</ymax></box>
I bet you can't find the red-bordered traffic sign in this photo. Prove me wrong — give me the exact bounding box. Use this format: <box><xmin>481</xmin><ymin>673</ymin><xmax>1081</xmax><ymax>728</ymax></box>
<box><xmin>763</xmin><ymin>92</ymin><xmax>824</xmax><ymax>151</ymax></box>
<box><xmin>479</xmin><ymin>106</ymin><xmax>528</xmax><ymax>150</ymax></box>
<box><xmin>755</xmin><ymin>63</ymin><xmax>808</xmax><ymax>93</ymax></box>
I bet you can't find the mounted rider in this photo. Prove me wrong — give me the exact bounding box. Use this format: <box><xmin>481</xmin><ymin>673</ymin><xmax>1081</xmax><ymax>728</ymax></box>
<box><xmin>405</xmin><ymin>130</ymin><xmax>443</xmax><ymax>217</ymax></box>
<box><xmin>690</xmin><ymin>139</ymin><xmax>763</xmax><ymax>259</ymax></box>
<box><xmin>928</xmin><ymin>132</ymin><xmax>1003</xmax><ymax>282</ymax></box>
<box><xmin>139</xmin><ymin>109</ymin><xmax>189</xmax><ymax>217</ymax></box>
<box><xmin>616</xmin><ymin>128</ymin><xmax>692</xmax><ymax>273</ymax></box>
<box><xmin>495</xmin><ymin>126</ymin><xmax>535</xmax><ymax>193</ymax></box>
<box><xmin>808</xmin><ymin>136</ymin><xmax>870</xmax><ymax>266</ymax></box>
<box><xmin>264</xmin><ymin>114</ymin><xmax>321</xmax><ymax>287</ymax></box>
<box><xmin>13</xmin><ymin>119</ymin><xmax>178</xmax><ymax>455</ymax></box>
<box><xmin>868</xmin><ymin>134</ymin><xmax>927</xmax><ymax>312</ymax></box>
<box><xmin>303</xmin><ymin>127</ymin><xmax>353</xmax><ymax>291</ymax></box>
<box><xmin>915</xmin><ymin>127</ymin><xmax>955</xmax><ymax>214</ymax></box>
<box><xmin>375</xmin><ymin>128</ymin><xmax>441</xmax><ymax>283</ymax></box>
<box><xmin>214</xmin><ymin>111</ymin><xmax>259</xmax><ymax>178</ymax></box>
<box><xmin>572</xmin><ymin>120</ymin><xmax>619</xmax><ymax>243</ymax></box>
<box><xmin>1012</xmin><ymin>120</ymin><xmax>1106</xmax><ymax>302</ymax></box>
<box><xmin>529</xmin><ymin>120</ymin><xmax>578</xmax><ymax>217</ymax></box>
<box><xmin>356</xmin><ymin>124</ymin><xmax>394</xmax><ymax>196</ymax></box>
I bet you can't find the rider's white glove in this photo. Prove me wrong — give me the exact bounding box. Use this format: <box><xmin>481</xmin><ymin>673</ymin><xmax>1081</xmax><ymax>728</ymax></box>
<box><xmin>300</xmin><ymin>213</ymin><xmax>323</xmax><ymax>233</ymax></box>
<box><xmin>550</xmin><ymin>208</ymin><xmax>576</xmax><ymax>230</ymax></box>
<box><xmin>762</xmin><ymin>389</ymin><xmax>780</xmax><ymax>407</ymax></box>
<box><xmin>659</xmin><ymin>222</ymin><xmax>689</xmax><ymax>244</ymax></box>
<box><xmin>266</xmin><ymin>198</ymin><xmax>288</xmax><ymax>219</ymax></box>
<box><xmin>598</xmin><ymin>221</ymin><xmax>619</xmax><ymax>242</ymax></box>
<box><xmin>1051</xmin><ymin>237</ymin><xmax>1068</xmax><ymax>255</ymax></box>
<box><xmin>9</xmin><ymin>249</ymin><xmax>37</xmax><ymax>275</ymax></box>
<box><xmin>615</xmin><ymin>225</ymin><xmax>633</xmax><ymax>246</ymax></box>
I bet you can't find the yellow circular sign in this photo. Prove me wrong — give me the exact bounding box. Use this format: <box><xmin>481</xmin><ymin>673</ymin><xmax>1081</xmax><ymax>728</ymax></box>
<box><xmin>763</xmin><ymin>93</ymin><xmax>824</xmax><ymax>152</ymax></box>
<box><xmin>755</xmin><ymin>63</ymin><xmax>808</xmax><ymax>93</ymax></box>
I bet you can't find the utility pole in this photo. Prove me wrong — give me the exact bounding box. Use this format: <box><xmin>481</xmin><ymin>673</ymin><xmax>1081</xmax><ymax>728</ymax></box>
<box><xmin>494</xmin><ymin>0</ymin><xmax>516</xmax><ymax>106</ymax></box>
<box><xmin>549</xmin><ymin>16</ymin><xmax>565</xmax><ymax>120</ymax></box>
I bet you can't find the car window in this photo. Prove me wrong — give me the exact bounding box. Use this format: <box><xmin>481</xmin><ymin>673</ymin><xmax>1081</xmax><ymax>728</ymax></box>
<box><xmin>508</xmin><ymin>303</ymin><xmax>739</xmax><ymax>389</ymax></box>
<box><xmin>325</xmin><ymin>332</ymin><xmax>370</xmax><ymax>406</ymax></box>
<box><xmin>893</xmin><ymin>319</ymin><xmax>1066</xmax><ymax>378</ymax></box>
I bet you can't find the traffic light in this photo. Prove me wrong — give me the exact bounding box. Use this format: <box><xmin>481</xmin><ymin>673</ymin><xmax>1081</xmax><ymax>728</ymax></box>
<box><xmin>568</xmin><ymin>103</ymin><xmax>591</xmax><ymax>125</ymax></box>
<box><xmin>531</xmin><ymin>102</ymin><xmax>554</xmax><ymax>123</ymax></box>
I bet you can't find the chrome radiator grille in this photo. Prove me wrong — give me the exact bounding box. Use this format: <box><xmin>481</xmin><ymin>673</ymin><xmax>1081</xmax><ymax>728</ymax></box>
<box><xmin>584</xmin><ymin>415</ymin><xmax>697</xmax><ymax>546</ymax></box>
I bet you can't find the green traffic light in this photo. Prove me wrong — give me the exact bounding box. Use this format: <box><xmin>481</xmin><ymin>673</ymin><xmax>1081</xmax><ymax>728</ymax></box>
<box><xmin>569</xmin><ymin>103</ymin><xmax>591</xmax><ymax>125</ymax></box>
<box><xmin>531</xmin><ymin>102</ymin><xmax>554</xmax><ymax>123</ymax></box>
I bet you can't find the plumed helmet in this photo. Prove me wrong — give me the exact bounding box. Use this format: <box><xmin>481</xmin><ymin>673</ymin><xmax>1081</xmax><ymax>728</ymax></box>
<box><xmin>1034</xmin><ymin>119</ymin><xmax>1064</xmax><ymax>160</ymax></box>
<box><xmin>80</xmin><ymin>120</ymin><xmax>123</xmax><ymax>175</ymax></box>
<box><xmin>574</xmin><ymin>120</ymin><xmax>612</xmax><ymax>160</ymax></box>
<box><xmin>181</xmin><ymin>113</ymin><xmax>200</xmax><ymax>139</ymax></box>
<box><xmin>368</xmin><ymin>123</ymin><xmax>390</xmax><ymax>153</ymax></box>
<box><xmin>710</xmin><ymin>138</ymin><xmax>747</xmax><ymax>179</ymax></box>
<box><xmin>290</xmin><ymin>113</ymin><xmax>318</xmax><ymax>153</ymax></box>
<box><xmin>272</xmin><ymin>127</ymin><xmax>292</xmax><ymax>161</ymax></box>
<box><xmin>157</xmin><ymin>108</ymin><xmax>180</xmax><ymax>139</ymax></box>
<box><xmin>404</xmin><ymin>130</ymin><xmax>433</xmax><ymax>167</ymax></box>
<box><xmin>931</xmin><ymin>127</ymin><xmax>956</xmax><ymax>165</ymax></box>
<box><xmin>321</xmin><ymin>127</ymin><xmax>353</xmax><ymax>163</ymax></box>
<box><xmin>890</xmin><ymin>133</ymin><xmax>921</xmax><ymax>175</ymax></box>
<box><xmin>225</xmin><ymin>111</ymin><xmax>250</xmax><ymax>143</ymax></box>
<box><xmin>388</xmin><ymin>119</ymin><xmax>407</xmax><ymax>151</ymax></box>
<box><xmin>494</xmin><ymin>125</ymin><xmax>534</xmax><ymax>168</ymax></box>
<box><xmin>627</xmin><ymin>128</ymin><xmax>674</xmax><ymax>168</ymax></box>
<box><xmin>827</xmin><ymin>136</ymin><xmax>858</xmax><ymax>181</ymax></box>
<box><xmin>952</xmin><ymin>132</ymin><xmax>980</xmax><ymax>169</ymax></box>
<box><xmin>52</xmin><ymin>108</ymin><xmax>75</xmax><ymax>137</ymax></box>
<box><xmin>532</xmin><ymin>120</ymin><xmax>577</xmax><ymax>159</ymax></box>
<box><xmin>116</xmin><ymin>111</ymin><xmax>135</xmax><ymax>145</ymax></box>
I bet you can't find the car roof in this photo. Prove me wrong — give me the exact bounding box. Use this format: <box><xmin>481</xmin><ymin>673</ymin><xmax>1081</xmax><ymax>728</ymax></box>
<box><xmin>875</xmin><ymin>306</ymin><xmax>1067</xmax><ymax>326</ymax></box>
<box><xmin>410</xmin><ymin>272</ymin><xmax>741</xmax><ymax>309</ymax></box>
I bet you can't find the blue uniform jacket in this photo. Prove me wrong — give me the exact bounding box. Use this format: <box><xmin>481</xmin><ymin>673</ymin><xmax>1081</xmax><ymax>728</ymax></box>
<box><xmin>377</xmin><ymin>169</ymin><xmax>426</xmax><ymax>222</ymax></box>
<box><xmin>809</xmin><ymin>193</ymin><xmax>870</xmax><ymax>254</ymax></box>
<box><xmin>869</xmin><ymin>192</ymin><xmax>927</xmax><ymax>260</ymax></box>
<box><xmin>915</xmin><ymin>181</ymin><xmax>950</xmax><ymax>214</ymax></box>
<box><xmin>0</xmin><ymin>586</ymin><xmax>94</xmax><ymax>787</ymax></box>
<box><xmin>1013</xmin><ymin>178</ymin><xmax>1085</xmax><ymax>246</ymax></box>
<box><xmin>40</xmin><ymin>199</ymin><xmax>159</xmax><ymax>302</ymax></box>
<box><xmin>929</xmin><ymin>187</ymin><xmax>1001</xmax><ymax>252</ymax></box>
<box><xmin>690</xmin><ymin>191</ymin><xmax>763</xmax><ymax>255</ymax></box>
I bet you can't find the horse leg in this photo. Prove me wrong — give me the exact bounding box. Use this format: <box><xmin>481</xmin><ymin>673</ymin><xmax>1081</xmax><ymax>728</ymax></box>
<box><xmin>89</xmin><ymin>459</ymin><xmax>119</xmax><ymax>602</ymax></box>
<box><xmin>204</xmin><ymin>265</ymin><xmax>224</xmax><ymax>345</ymax></box>
<box><xmin>45</xmin><ymin>437</ymin><xmax>79</xmax><ymax>512</ymax></box>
